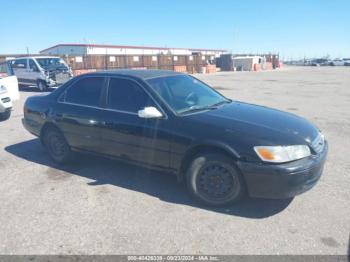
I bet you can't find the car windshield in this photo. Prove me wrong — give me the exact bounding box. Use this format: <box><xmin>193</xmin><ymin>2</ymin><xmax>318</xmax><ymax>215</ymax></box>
<box><xmin>36</xmin><ymin>58</ymin><xmax>68</xmax><ymax>70</ymax></box>
<box><xmin>147</xmin><ymin>75</ymin><xmax>229</xmax><ymax>114</ymax></box>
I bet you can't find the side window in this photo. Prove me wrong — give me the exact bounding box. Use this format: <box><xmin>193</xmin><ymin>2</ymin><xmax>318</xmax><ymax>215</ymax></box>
<box><xmin>107</xmin><ymin>78</ymin><xmax>155</xmax><ymax>112</ymax></box>
<box><xmin>65</xmin><ymin>77</ymin><xmax>104</xmax><ymax>107</ymax></box>
<box><xmin>29</xmin><ymin>59</ymin><xmax>39</xmax><ymax>72</ymax></box>
<box><xmin>12</xmin><ymin>59</ymin><xmax>27</xmax><ymax>69</ymax></box>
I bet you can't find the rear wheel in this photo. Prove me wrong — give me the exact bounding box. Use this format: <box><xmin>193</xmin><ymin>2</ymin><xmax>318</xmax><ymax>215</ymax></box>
<box><xmin>186</xmin><ymin>153</ymin><xmax>245</xmax><ymax>206</ymax></box>
<box><xmin>42</xmin><ymin>127</ymin><xmax>72</xmax><ymax>164</ymax></box>
<box><xmin>0</xmin><ymin>110</ymin><xmax>11</xmax><ymax>121</ymax></box>
<box><xmin>37</xmin><ymin>80</ymin><xmax>48</xmax><ymax>92</ymax></box>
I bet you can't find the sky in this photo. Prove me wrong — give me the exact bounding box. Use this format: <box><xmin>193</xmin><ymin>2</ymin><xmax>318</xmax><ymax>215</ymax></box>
<box><xmin>1</xmin><ymin>0</ymin><xmax>349</xmax><ymax>59</ymax></box>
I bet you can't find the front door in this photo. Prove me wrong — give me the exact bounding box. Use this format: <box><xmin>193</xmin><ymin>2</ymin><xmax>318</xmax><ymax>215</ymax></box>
<box><xmin>100</xmin><ymin>77</ymin><xmax>171</xmax><ymax>169</ymax></box>
<box><xmin>27</xmin><ymin>59</ymin><xmax>42</xmax><ymax>85</ymax></box>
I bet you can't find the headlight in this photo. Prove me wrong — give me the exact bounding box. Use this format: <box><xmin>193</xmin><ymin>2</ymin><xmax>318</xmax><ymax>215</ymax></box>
<box><xmin>254</xmin><ymin>145</ymin><xmax>311</xmax><ymax>163</ymax></box>
<box><xmin>0</xmin><ymin>85</ymin><xmax>7</xmax><ymax>94</ymax></box>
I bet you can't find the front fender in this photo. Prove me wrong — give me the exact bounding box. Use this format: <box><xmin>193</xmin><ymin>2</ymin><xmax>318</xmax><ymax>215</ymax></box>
<box><xmin>176</xmin><ymin>139</ymin><xmax>241</xmax><ymax>182</ymax></box>
<box><xmin>189</xmin><ymin>139</ymin><xmax>240</xmax><ymax>159</ymax></box>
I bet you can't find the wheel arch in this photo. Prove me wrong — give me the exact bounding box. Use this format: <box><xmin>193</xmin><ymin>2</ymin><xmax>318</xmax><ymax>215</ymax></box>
<box><xmin>36</xmin><ymin>78</ymin><xmax>46</xmax><ymax>84</ymax></box>
<box><xmin>36</xmin><ymin>78</ymin><xmax>48</xmax><ymax>91</ymax></box>
<box><xmin>39</xmin><ymin>122</ymin><xmax>63</xmax><ymax>145</ymax></box>
<box><xmin>177</xmin><ymin>141</ymin><xmax>240</xmax><ymax>182</ymax></box>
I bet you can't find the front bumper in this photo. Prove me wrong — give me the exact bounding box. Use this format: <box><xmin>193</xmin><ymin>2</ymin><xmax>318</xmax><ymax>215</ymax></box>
<box><xmin>45</xmin><ymin>79</ymin><xmax>60</xmax><ymax>88</ymax></box>
<box><xmin>45</xmin><ymin>72</ymin><xmax>71</xmax><ymax>87</ymax></box>
<box><xmin>237</xmin><ymin>141</ymin><xmax>328</xmax><ymax>199</ymax></box>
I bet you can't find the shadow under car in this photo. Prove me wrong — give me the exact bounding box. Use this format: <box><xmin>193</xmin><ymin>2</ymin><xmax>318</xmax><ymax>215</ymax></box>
<box><xmin>5</xmin><ymin>138</ymin><xmax>293</xmax><ymax>218</ymax></box>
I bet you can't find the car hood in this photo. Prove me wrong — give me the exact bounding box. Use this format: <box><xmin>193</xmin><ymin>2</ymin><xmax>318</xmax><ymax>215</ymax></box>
<box><xmin>187</xmin><ymin>101</ymin><xmax>320</xmax><ymax>146</ymax></box>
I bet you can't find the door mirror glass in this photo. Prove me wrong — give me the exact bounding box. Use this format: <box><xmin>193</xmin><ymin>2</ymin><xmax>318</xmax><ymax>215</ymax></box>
<box><xmin>138</xmin><ymin>107</ymin><xmax>163</xmax><ymax>119</ymax></box>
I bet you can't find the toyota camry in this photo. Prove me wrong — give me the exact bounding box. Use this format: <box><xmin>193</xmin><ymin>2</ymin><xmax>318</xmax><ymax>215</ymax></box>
<box><xmin>22</xmin><ymin>70</ymin><xmax>328</xmax><ymax>206</ymax></box>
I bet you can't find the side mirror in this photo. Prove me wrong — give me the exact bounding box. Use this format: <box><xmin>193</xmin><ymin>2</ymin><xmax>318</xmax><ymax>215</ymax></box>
<box><xmin>138</xmin><ymin>107</ymin><xmax>163</xmax><ymax>119</ymax></box>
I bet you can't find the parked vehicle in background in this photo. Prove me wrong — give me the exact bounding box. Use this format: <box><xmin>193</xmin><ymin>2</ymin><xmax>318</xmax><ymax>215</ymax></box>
<box><xmin>22</xmin><ymin>70</ymin><xmax>328</xmax><ymax>206</ymax></box>
<box><xmin>0</xmin><ymin>62</ymin><xmax>19</xmax><ymax>121</ymax></box>
<box><xmin>8</xmin><ymin>56</ymin><xmax>73</xmax><ymax>91</ymax></box>
<box><xmin>343</xmin><ymin>58</ymin><xmax>350</xmax><ymax>66</ymax></box>
<box><xmin>310</xmin><ymin>58</ymin><xmax>329</xmax><ymax>66</ymax></box>
<box><xmin>329</xmin><ymin>59</ymin><xmax>345</xmax><ymax>66</ymax></box>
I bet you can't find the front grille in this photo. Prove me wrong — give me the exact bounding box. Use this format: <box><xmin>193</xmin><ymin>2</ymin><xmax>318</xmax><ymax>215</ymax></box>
<box><xmin>55</xmin><ymin>73</ymin><xmax>70</xmax><ymax>84</ymax></box>
<box><xmin>47</xmin><ymin>71</ymin><xmax>70</xmax><ymax>84</ymax></box>
<box><xmin>311</xmin><ymin>133</ymin><xmax>325</xmax><ymax>154</ymax></box>
<box><xmin>1</xmin><ymin>97</ymin><xmax>10</xmax><ymax>103</ymax></box>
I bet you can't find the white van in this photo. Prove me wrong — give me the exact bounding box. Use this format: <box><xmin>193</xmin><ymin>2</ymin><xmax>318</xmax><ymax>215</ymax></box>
<box><xmin>9</xmin><ymin>56</ymin><xmax>73</xmax><ymax>91</ymax></box>
<box><xmin>0</xmin><ymin>62</ymin><xmax>19</xmax><ymax>121</ymax></box>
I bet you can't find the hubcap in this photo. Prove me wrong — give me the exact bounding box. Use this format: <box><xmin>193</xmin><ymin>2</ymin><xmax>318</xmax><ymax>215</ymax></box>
<box><xmin>197</xmin><ymin>164</ymin><xmax>236</xmax><ymax>200</ymax></box>
<box><xmin>48</xmin><ymin>133</ymin><xmax>65</xmax><ymax>158</ymax></box>
<box><xmin>39</xmin><ymin>82</ymin><xmax>45</xmax><ymax>91</ymax></box>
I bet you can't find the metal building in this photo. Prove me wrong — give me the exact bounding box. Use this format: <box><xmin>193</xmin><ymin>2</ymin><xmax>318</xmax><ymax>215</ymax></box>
<box><xmin>40</xmin><ymin>44</ymin><xmax>226</xmax><ymax>57</ymax></box>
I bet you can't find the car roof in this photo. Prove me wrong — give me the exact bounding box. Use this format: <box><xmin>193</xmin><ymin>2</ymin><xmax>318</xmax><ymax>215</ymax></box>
<box><xmin>11</xmin><ymin>56</ymin><xmax>61</xmax><ymax>60</ymax></box>
<box><xmin>93</xmin><ymin>69</ymin><xmax>184</xmax><ymax>80</ymax></box>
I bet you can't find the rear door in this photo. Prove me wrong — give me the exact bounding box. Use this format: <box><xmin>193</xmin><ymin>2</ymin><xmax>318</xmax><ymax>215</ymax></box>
<box><xmin>100</xmin><ymin>77</ymin><xmax>171</xmax><ymax>169</ymax></box>
<box><xmin>55</xmin><ymin>76</ymin><xmax>106</xmax><ymax>153</ymax></box>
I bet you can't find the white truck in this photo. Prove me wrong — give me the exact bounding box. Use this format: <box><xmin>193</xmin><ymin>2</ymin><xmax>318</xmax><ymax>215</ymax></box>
<box><xmin>8</xmin><ymin>56</ymin><xmax>73</xmax><ymax>91</ymax></box>
<box><xmin>0</xmin><ymin>62</ymin><xmax>19</xmax><ymax>121</ymax></box>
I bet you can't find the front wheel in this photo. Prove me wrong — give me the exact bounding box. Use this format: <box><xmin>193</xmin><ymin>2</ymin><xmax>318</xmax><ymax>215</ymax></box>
<box><xmin>37</xmin><ymin>80</ymin><xmax>48</xmax><ymax>92</ymax></box>
<box><xmin>0</xmin><ymin>110</ymin><xmax>11</xmax><ymax>121</ymax></box>
<box><xmin>186</xmin><ymin>153</ymin><xmax>245</xmax><ymax>207</ymax></box>
<box><xmin>42</xmin><ymin>127</ymin><xmax>72</xmax><ymax>164</ymax></box>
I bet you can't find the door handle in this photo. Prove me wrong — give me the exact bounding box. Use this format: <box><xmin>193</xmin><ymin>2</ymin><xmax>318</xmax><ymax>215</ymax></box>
<box><xmin>102</xmin><ymin>121</ymin><xmax>118</xmax><ymax>127</ymax></box>
<box><xmin>51</xmin><ymin>112</ymin><xmax>63</xmax><ymax>121</ymax></box>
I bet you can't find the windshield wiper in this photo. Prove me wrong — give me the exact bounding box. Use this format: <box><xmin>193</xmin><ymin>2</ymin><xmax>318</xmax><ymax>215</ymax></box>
<box><xmin>179</xmin><ymin>100</ymin><xmax>231</xmax><ymax>115</ymax></box>
<box><xmin>209</xmin><ymin>99</ymin><xmax>232</xmax><ymax>108</ymax></box>
<box><xmin>178</xmin><ymin>106</ymin><xmax>214</xmax><ymax>115</ymax></box>
<box><xmin>179</xmin><ymin>102</ymin><xmax>226</xmax><ymax>114</ymax></box>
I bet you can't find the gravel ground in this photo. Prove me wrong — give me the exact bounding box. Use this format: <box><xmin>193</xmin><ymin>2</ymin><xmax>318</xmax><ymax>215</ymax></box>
<box><xmin>0</xmin><ymin>66</ymin><xmax>349</xmax><ymax>255</ymax></box>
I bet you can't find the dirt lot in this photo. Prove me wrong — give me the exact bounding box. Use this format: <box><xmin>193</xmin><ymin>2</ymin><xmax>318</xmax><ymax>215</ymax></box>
<box><xmin>0</xmin><ymin>66</ymin><xmax>349</xmax><ymax>255</ymax></box>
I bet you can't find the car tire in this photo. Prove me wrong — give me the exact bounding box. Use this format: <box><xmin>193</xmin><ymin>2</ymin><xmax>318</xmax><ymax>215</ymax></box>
<box><xmin>42</xmin><ymin>126</ymin><xmax>73</xmax><ymax>164</ymax></box>
<box><xmin>37</xmin><ymin>80</ymin><xmax>48</xmax><ymax>92</ymax></box>
<box><xmin>0</xmin><ymin>110</ymin><xmax>11</xmax><ymax>121</ymax></box>
<box><xmin>186</xmin><ymin>153</ymin><xmax>245</xmax><ymax>207</ymax></box>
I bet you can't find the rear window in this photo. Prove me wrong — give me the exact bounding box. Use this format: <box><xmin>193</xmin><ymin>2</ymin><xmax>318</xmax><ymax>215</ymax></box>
<box><xmin>65</xmin><ymin>77</ymin><xmax>105</xmax><ymax>107</ymax></box>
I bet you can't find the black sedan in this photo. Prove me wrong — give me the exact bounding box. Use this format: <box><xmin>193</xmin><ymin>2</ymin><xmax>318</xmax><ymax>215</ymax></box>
<box><xmin>22</xmin><ymin>70</ymin><xmax>328</xmax><ymax>206</ymax></box>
